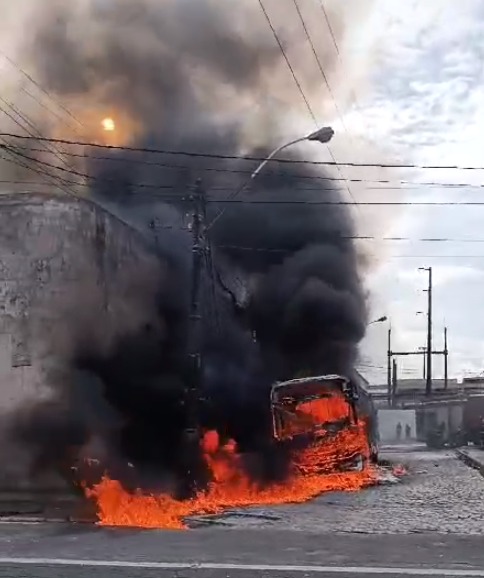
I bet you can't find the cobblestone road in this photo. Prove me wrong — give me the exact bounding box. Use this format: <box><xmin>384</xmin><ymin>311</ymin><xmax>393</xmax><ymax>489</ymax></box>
<box><xmin>0</xmin><ymin>448</ymin><xmax>483</xmax><ymax>577</ymax></box>
<box><xmin>193</xmin><ymin>449</ymin><xmax>484</xmax><ymax>534</ymax></box>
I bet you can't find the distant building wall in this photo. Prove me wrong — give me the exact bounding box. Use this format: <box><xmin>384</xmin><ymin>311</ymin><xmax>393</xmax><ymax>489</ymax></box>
<box><xmin>377</xmin><ymin>409</ymin><xmax>416</xmax><ymax>442</ymax></box>
<box><xmin>415</xmin><ymin>404</ymin><xmax>464</xmax><ymax>441</ymax></box>
<box><xmin>0</xmin><ymin>193</ymin><xmax>164</xmax><ymax>490</ymax></box>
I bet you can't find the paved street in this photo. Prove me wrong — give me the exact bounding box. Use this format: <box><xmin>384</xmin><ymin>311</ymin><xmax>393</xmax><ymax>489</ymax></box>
<box><xmin>0</xmin><ymin>526</ymin><xmax>483</xmax><ymax>577</ymax></box>
<box><xmin>0</xmin><ymin>448</ymin><xmax>483</xmax><ymax>577</ymax></box>
<box><xmin>188</xmin><ymin>448</ymin><xmax>484</xmax><ymax>534</ymax></box>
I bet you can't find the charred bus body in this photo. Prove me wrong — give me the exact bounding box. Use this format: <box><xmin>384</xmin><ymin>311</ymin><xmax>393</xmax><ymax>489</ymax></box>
<box><xmin>270</xmin><ymin>373</ymin><xmax>378</xmax><ymax>472</ymax></box>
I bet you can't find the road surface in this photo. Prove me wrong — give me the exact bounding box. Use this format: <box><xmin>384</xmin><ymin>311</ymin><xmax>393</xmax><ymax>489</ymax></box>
<box><xmin>187</xmin><ymin>448</ymin><xmax>484</xmax><ymax>533</ymax></box>
<box><xmin>0</xmin><ymin>447</ymin><xmax>483</xmax><ymax>577</ymax></box>
<box><xmin>0</xmin><ymin>525</ymin><xmax>483</xmax><ymax>577</ymax></box>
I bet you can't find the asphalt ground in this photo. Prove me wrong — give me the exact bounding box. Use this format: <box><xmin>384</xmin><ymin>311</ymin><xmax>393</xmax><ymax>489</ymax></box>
<box><xmin>0</xmin><ymin>526</ymin><xmax>483</xmax><ymax>577</ymax></box>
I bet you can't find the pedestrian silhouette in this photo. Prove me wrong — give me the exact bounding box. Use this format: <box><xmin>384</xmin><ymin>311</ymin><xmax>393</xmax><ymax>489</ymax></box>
<box><xmin>396</xmin><ymin>422</ymin><xmax>402</xmax><ymax>441</ymax></box>
<box><xmin>405</xmin><ymin>423</ymin><xmax>411</xmax><ymax>440</ymax></box>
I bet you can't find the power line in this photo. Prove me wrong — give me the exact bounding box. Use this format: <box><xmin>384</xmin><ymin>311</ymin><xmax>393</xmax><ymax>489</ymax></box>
<box><xmin>0</xmin><ymin>183</ymin><xmax>480</xmax><ymax>242</ymax></box>
<box><xmin>18</xmin><ymin>84</ymin><xmax>82</xmax><ymax>135</ymax></box>
<box><xmin>0</xmin><ymin>110</ymin><xmax>77</xmax><ymax>196</ymax></box>
<box><xmin>375</xmin><ymin>255</ymin><xmax>484</xmax><ymax>259</ymax></box>
<box><xmin>4</xmin><ymin>132</ymin><xmax>484</xmax><ymax>171</ymax></box>
<box><xmin>289</xmin><ymin>0</ymin><xmax>359</xmax><ymax>212</ymax></box>
<box><xmin>0</xmin><ymin>145</ymin><xmax>182</xmax><ymax>192</ymax></box>
<box><xmin>318</xmin><ymin>2</ymin><xmax>351</xmax><ymax>92</ymax></box>
<box><xmin>0</xmin><ymin>51</ymin><xmax>85</xmax><ymax>130</ymax></box>
<box><xmin>213</xmin><ymin>239</ymin><xmax>484</xmax><ymax>253</ymax></box>
<box><xmin>252</xmin><ymin>1</ymin><xmax>365</xmax><ymax>229</ymax></box>
<box><xmin>257</xmin><ymin>0</ymin><xmax>317</xmax><ymax>124</ymax></box>
<box><xmin>16</xmin><ymin>145</ymin><xmax>484</xmax><ymax>189</ymax></box>
<box><xmin>0</xmin><ymin>147</ymin><xmax>77</xmax><ymax>198</ymax></box>
<box><xmin>318</xmin><ymin>0</ymin><xmax>367</xmax><ymax>122</ymax></box>
<box><xmin>0</xmin><ymin>98</ymin><xmax>74</xmax><ymax>172</ymax></box>
<box><xmin>0</xmin><ymin>85</ymin><xmax>86</xmax><ymax>193</ymax></box>
<box><xmin>207</xmin><ymin>199</ymin><xmax>484</xmax><ymax>206</ymax></box>
<box><xmin>214</xmin><ymin>246</ymin><xmax>484</xmax><ymax>259</ymax></box>
<box><xmin>292</xmin><ymin>0</ymin><xmax>347</xmax><ymax>131</ymax></box>
<box><xmin>4</xmin><ymin>151</ymin><xmax>484</xmax><ymax>204</ymax></box>
<box><xmin>5</xmin><ymin>147</ymin><xmax>484</xmax><ymax>204</ymax></box>
<box><xmin>318</xmin><ymin>1</ymin><xmax>340</xmax><ymax>56</ymax></box>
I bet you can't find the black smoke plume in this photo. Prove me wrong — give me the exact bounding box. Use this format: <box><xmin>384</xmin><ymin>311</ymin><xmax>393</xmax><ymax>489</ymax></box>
<box><xmin>10</xmin><ymin>0</ymin><xmax>367</xmax><ymax>491</ymax></box>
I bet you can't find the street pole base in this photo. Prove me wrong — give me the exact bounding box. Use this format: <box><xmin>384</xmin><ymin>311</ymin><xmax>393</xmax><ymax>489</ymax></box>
<box><xmin>176</xmin><ymin>428</ymin><xmax>209</xmax><ymax>500</ymax></box>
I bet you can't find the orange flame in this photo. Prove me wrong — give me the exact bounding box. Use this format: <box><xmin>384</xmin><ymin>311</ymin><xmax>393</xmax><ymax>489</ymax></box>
<box><xmin>85</xmin><ymin>395</ymin><xmax>376</xmax><ymax>529</ymax></box>
<box><xmin>298</xmin><ymin>395</ymin><xmax>350</xmax><ymax>423</ymax></box>
<box><xmin>392</xmin><ymin>464</ymin><xmax>407</xmax><ymax>477</ymax></box>
<box><xmin>277</xmin><ymin>393</ymin><xmax>352</xmax><ymax>440</ymax></box>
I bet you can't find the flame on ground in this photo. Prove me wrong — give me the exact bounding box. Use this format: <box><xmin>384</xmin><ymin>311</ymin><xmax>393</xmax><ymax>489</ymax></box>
<box><xmin>84</xmin><ymin>395</ymin><xmax>376</xmax><ymax>529</ymax></box>
<box><xmin>392</xmin><ymin>464</ymin><xmax>407</xmax><ymax>477</ymax></box>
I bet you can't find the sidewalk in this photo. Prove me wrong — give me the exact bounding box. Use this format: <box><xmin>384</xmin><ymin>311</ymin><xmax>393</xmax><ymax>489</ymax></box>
<box><xmin>456</xmin><ymin>447</ymin><xmax>484</xmax><ymax>472</ymax></box>
<box><xmin>380</xmin><ymin>442</ymin><xmax>428</xmax><ymax>452</ymax></box>
<box><xmin>0</xmin><ymin>490</ymin><xmax>94</xmax><ymax>523</ymax></box>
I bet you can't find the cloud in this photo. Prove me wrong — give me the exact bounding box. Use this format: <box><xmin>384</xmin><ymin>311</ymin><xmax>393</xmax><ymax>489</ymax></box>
<box><xmin>358</xmin><ymin>0</ymin><xmax>484</xmax><ymax>381</ymax></box>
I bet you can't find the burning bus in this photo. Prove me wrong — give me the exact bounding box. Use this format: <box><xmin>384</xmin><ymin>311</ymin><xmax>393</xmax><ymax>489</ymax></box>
<box><xmin>83</xmin><ymin>372</ymin><xmax>378</xmax><ymax>529</ymax></box>
<box><xmin>270</xmin><ymin>373</ymin><xmax>378</xmax><ymax>473</ymax></box>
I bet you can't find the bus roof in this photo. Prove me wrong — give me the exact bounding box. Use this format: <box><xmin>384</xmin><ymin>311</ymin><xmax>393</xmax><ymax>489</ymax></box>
<box><xmin>270</xmin><ymin>375</ymin><xmax>348</xmax><ymax>401</ymax></box>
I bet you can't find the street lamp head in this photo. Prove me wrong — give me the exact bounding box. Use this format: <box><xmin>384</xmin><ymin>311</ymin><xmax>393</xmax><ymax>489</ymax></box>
<box><xmin>306</xmin><ymin>126</ymin><xmax>335</xmax><ymax>144</ymax></box>
<box><xmin>369</xmin><ymin>315</ymin><xmax>388</xmax><ymax>325</ymax></box>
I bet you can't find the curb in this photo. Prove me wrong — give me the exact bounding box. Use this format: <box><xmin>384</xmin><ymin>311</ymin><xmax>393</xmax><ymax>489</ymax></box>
<box><xmin>455</xmin><ymin>449</ymin><xmax>484</xmax><ymax>475</ymax></box>
<box><xmin>0</xmin><ymin>515</ymin><xmax>95</xmax><ymax>525</ymax></box>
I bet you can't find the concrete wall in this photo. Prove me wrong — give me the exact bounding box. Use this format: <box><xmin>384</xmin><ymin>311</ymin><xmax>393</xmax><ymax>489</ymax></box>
<box><xmin>0</xmin><ymin>193</ymin><xmax>164</xmax><ymax>490</ymax></box>
<box><xmin>377</xmin><ymin>409</ymin><xmax>417</xmax><ymax>442</ymax></box>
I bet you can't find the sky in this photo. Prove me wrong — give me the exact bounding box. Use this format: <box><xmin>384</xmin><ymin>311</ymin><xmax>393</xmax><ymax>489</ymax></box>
<box><xmin>340</xmin><ymin>0</ymin><xmax>484</xmax><ymax>382</ymax></box>
<box><xmin>1</xmin><ymin>0</ymin><xmax>483</xmax><ymax>384</ymax></box>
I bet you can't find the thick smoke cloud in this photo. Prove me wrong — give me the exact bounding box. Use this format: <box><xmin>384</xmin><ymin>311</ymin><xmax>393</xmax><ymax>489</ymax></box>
<box><xmin>9</xmin><ymin>0</ymin><xmax>368</xmax><ymax>491</ymax></box>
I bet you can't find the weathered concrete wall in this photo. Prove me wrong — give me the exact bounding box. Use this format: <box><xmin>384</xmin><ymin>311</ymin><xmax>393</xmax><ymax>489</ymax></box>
<box><xmin>0</xmin><ymin>192</ymin><xmax>165</xmax><ymax>490</ymax></box>
<box><xmin>378</xmin><ymin>409</ymin><xmax>417</xmax><ymax>442</ymax></box>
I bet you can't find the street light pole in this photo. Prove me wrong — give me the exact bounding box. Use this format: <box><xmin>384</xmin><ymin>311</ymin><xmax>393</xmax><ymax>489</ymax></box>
<box><xmin>206</xmin><ymin>126</ymin><xmax>334</xmax><ymax>231</ymax></box>
<box><xmin>249</xmin><ymin>127</ymin><xmax>334</xmax><ymax>181</ymax></box>
<box><xmin>180</xmin><ymin>128</ymin><xmax>334</xmax><ymax>491</ymax></box>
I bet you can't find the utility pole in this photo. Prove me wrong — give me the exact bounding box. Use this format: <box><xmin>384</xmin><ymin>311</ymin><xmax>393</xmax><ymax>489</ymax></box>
<box><xmin>387</xmin><ymin>327</ymin><xmax>392</xmax><ymax>406</ymax></box>
<box><xmin>444</xmin><ymin>326</ymin><xmax>448</xmax><ymax>390</ymax></box>
<box><xmin>426</xmin><ymin>267</ymin><xmax>433</xmax><ymax>396</ymax></box>
<box><xmin>182</xmin><ymin>179</ymin><xmax>206</xmax><ymax>492</ymax></box>
<box><xmin>419</xmin><ymin>267</ymin><xmax>433</xmax><ymax>396</ymax></box>
<box><xmin>391</xmin><ymin>358</ymin><xmax>398</xmax><ymax>407</ymax></box>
